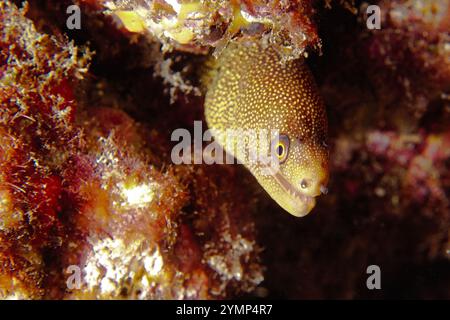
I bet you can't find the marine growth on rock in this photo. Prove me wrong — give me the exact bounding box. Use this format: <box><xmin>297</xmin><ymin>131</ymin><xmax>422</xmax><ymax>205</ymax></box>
<box><xmin>0</xmin><ymin>0</ymin><xmax>449</xmax><ymax>300</ymax></box>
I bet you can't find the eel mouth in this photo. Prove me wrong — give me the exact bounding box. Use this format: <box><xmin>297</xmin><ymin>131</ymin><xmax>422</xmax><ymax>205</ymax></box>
<box><xmin>264</xmin><ymin>165</ymin><xmax>316</xmax><ymax>217</ymax></box>
<box><xmin>273</xmin><ymin>172</ymin><xmax>315</xmax><ymax>206</ymax></box>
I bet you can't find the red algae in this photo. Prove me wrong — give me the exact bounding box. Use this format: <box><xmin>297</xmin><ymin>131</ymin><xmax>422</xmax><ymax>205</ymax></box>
<box><xmin>0</xmin><ymin>0</ymin><xmax>90</xmax><ymax>298</ymax></box>
<box><xmin>0</xmin><ymin>1</ymin><xmax>262</xmax><ymax>299</ymax></box>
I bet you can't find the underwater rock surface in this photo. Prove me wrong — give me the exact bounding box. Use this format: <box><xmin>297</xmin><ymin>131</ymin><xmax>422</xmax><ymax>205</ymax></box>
<box><xmin>0</xmin><ymin>1</ymin><xmax>262</xmax><ymax>299</ymax></box>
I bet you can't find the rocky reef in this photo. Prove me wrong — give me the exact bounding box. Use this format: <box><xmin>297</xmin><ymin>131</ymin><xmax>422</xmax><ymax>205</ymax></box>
<box><xmin>0</xmin><ymin>0</ymin><xmax>262</xmax><ymax>299</ymax></box>
<box><xmin>0</xmin><ymin>0</ymin><xmax>449</xmax><ymax>299</ymax></box>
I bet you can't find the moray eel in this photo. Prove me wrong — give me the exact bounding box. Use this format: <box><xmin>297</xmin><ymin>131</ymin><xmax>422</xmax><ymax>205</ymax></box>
<box><xmin>204</xmin><ymin>41</ymin><xmax>329</xmax><ymax>217</ymax></box>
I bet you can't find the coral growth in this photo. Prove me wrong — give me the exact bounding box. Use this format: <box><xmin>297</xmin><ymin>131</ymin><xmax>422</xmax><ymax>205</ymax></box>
<box><xmin>87</xmin><ymin>0</ymin><xmax>325</xmax><ymax>59</ymax></box>
<box><xmin>0</xmin><ymin>0</ymin><xmax>90</xmax><ymax>298</ymax></box>
<box><xmin>0</xmin><ymin>1</ymin><xmax>262</xmax><ymax>299</ymax></box>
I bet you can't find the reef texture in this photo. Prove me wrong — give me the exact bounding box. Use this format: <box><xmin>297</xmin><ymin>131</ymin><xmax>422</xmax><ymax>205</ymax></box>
<box><xmin>0</xmin><ymin>0</ymin><xmax>449</xmax><ymax>299</ymax></box>
<box><xmin>79</xmin><ymin>0</ymin><xmax>330</xmax><ymax>59</ymax></box>
<box><xmin>0</xmin><ymin>1</ymin><xmax>262</xmax><ymax>299</ymax></box>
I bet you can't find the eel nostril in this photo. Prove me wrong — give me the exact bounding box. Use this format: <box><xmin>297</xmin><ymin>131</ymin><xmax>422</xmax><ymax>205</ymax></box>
<box><xmin>320</xmin><ymin>185</ymin><xmax>328</xmax><ymax>195</ymax></box>
<box><xmin>300</xmin><ymin>179</ymin><xmax>308</xmax><ymax>189</ymax></box>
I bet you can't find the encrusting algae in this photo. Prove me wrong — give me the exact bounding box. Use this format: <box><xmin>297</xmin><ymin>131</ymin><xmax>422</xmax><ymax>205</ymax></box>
<box><xmin>0</xmin><ymin>1</ymin><xmax>263</xmax><ymax>299</ymax></box>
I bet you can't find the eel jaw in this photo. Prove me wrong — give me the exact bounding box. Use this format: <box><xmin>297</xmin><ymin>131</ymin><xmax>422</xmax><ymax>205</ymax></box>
<box><xmin>271</xmin><ymin>171</ymin><xmax>317</xmax><ymax>217</ymax></box>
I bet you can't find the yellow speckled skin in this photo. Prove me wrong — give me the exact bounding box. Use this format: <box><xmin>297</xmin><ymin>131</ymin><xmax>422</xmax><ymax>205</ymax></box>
<box><xmin>204</xmin><ymin>42</ymin><xmax>329</xmax><ymax>217</ymax></box>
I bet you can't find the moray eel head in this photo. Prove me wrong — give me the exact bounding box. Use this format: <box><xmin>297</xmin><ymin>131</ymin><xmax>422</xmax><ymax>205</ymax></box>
<box><xmin>204</xmin><ymin>41</ymin><xmax>329</xmax><ymax>217</ymax></box>
<box><xmin>257</xmin><ymin>135</ymin><xmax>329</xmax><ymax>217</ymax></box>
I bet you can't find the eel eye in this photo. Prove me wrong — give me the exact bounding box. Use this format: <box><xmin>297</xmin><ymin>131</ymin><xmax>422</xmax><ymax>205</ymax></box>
<box><xmin>272</xmin><ymin>134</ymin><xmax>289</xmax><ymax>164</ymax></box>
